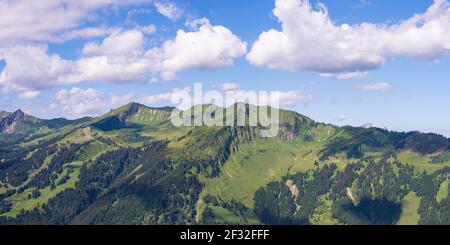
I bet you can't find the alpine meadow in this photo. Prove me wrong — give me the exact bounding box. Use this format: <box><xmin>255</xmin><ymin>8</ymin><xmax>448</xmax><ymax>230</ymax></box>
<box><xmin>0</xmin><ymin>103</ymin><xmax>448</xmax><ymax>224</ymax></box>
<box><xmin>1</xmin><ymin>0</ymin><xmax>450</xmax><ymax>226</ymax></box>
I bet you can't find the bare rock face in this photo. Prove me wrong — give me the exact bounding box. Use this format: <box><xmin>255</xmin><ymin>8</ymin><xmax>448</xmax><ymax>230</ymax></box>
<box><xmin>1</xmin><ymin>109</ymin><xmax>26</xmax><ymax>133</ymax></box>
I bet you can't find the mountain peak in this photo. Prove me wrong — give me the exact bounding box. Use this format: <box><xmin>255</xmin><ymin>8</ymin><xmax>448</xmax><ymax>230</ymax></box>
<box><xmin>91</xmin><ymin>102</ymin><xmax>175</xmax><ymax>131</ymax></box>
<box><xmin>12</xmin><ymin>109</ymin><xmax>26</xmax><ymax>117</ymax></box>
<box><xmin>124</xmin><ymin>102</ymin><xmax>146</xmax><ymax>109</ymax></box>
<box><xmin>123</xmin><ymin>102</ymin><xmax>175</xmax><ymax>112</ymax></box>
<box><xmin>1</xmin><ymin>109</ymin><xmax>30</xmax><ymax>133</ymax></box>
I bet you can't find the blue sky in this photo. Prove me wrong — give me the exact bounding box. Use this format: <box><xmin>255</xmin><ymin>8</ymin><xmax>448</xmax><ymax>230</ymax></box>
<box><xmin>0</xmin><ymin>0</ymin><xmax>449</xmax><ymax>137</ymax></box>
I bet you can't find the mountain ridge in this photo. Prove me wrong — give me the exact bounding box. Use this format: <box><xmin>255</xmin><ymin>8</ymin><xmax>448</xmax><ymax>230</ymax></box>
<box><xmin>0</xmin><ymin>102</ymin><xmax>448</xmax><ymax>225</ymax></box>
<box><xmin>1</xmin><ymin>102</ymin><xmax>448</xmax><ymax>140</ymax></box>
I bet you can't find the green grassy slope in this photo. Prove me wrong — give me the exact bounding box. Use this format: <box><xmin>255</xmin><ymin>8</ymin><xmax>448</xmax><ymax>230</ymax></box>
<box><xmin>398</xmin><ymin>192</ymin><xmax>421</xmax><ymax>225</ymax></box>
<box><xmin>0</xmin><ymin>103</ymin><xmax>449</xmax><ymax>224</ymax></box>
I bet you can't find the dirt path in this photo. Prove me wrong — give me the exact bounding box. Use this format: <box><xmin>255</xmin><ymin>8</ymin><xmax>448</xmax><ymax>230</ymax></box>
<box><xmin>286</xmin><ymin>179</ymin><xmax>299</xmax><ymax>199</ymax></box>
<box><xmin>346</xmin><ymin>187</ymin><xmax>356</xmax><ymax>205</ymax></box>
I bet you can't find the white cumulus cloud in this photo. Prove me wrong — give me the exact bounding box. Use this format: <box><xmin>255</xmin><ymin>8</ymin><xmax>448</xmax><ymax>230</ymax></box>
<box><xmin>142</xmin><ymin>87</ymin><xmax>191</xmax><ymax>105</ymax></box>
<box><xmin>0</xmin><ymin>45</ymin><xmax>75</xmax><ymax>92</ymax></box>
<box><xmin>55</xmin><ymin>87</ymin><xmax>109</xmax><ymax>118</ymax></box>
<box><xmin>54</xmin><ymin>87</ymin><xmax>136</xmax><ymax>118</ymax></box>
<box><xmin>139</xmin><ymin>24</ymin><xmax>157</xmax><ymax>34</ymax></box>
<box><xmin>223</xmin><ymin>89</ymin><xmax>313</xmax><ymax>108</ymax></box>
<box><xmin>159</xmin><ymin>18</ymin><xmax>247</xmax><ymax>80</ymax></box>
<box><xmin>355</xmin><ymin>82</ymin><xmax>393</xmax><ymax>91</ymax></box>
<box><xmin>18</xmin><ymin>91</ymin><xmax>40</xmax><ymax>99</ymax></box>
<box><xmin>75</xmin><ymin>30</ymin><xmax>158</xmax><ymax>83</ymax></box>
<box><xmin>247</xmin><ymin>0</ymin><xmax>450</xmax><ymax>78</ymax></box>
<box><xmin>82</xmin><ymin>30</ymin><xmax>145</xmax><ymax>56</ymax></box>
<box><xmin>52</xmin><ymin>86</ymin><xmax>192</xmax><ymax>118</ymax></box>
<box><xmin>77</xmin><ymin>29</ymin><xmax>166</xmax><ymax>84</ymax></box>
<box><xmin>1</xmin><ymin>18</ymin><xmax>246</xmax><ymax>93</ymax></box>
<box><xmin>154</xmin><ymin>0</ymin><xmax>183</xmax><ymax>20</ymax></box>
<box><xmin>274</xmin><ymin>90</ymin><xmax>314</xmax><ymax>107</ymax></box>
<box><xmin>0</xmin><ymin>30</ymin><xmax>160</xmax><ymax>93</ymax></box>
<box><xmin>0</xmin><ymin>0</ymin><xmax>152</xmax><ymax>44</ymax></box>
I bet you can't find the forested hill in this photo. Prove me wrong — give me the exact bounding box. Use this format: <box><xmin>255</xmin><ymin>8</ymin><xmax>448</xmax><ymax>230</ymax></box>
<box><xmin>0</xmin><ymin>103</ymin><xmax>449</xmax><ymax>224</ymax></box>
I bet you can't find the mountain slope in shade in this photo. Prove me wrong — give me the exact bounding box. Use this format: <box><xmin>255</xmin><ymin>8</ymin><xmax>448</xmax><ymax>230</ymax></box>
<box><xmin>0</xmin><ymin>103</ymin><xmax>448</xmax><ymax>225</ymax></box>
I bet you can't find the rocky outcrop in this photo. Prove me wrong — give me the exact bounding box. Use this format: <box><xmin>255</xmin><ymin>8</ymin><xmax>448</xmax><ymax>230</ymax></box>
<box><xmin>0</xmin><ymin>109</ymin><xmax>26</xmax><ymax>133</ymax></box>
<box><xmin>361</xmin><ymin>123</ymin><xmax>373</xmax><ymax>129</ymax></box>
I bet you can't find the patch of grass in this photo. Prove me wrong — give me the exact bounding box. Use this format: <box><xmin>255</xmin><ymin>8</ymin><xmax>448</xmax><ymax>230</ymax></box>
<box><xmin>397</xmin><ymin>151</ymin><xmax>447</xmax><ymax>174</ymax></box>
<box><xmin>20</xmin><ymin>128</ymin><xmax>66</xmax><ymax>147</ymax></box>
<box><xmin>128</xmin><ymin>164</ymin><xmax>143</xmax><ymax>178</ymax></box>
<box><xmin>310</xmin><ymin>124</ymin><xmax>340</xmax><ymax>143</ymax></box>
<box><xmin>57</xmin><ymin>128</ymin><xmax>94</xmax><ymax>145</ymax></box>
<box><xmin>411</xmin><ymin>164</ymin><xmax>446</xmax><ymax>174</ymax></box>
<box><xmin>168</xmin><ymin>126</ymin><xmax>231</xmax><ymax>163</ymax></box>
<box><xmin>127</xmin><ymin>107</ymin><xmax>172</xmax><ymax>127</ymax></box>
<box><xmin>143</xmin><ymin>126</ymin><xmax>192</xmax><ymax>143</ymax></box>
<box><xmin>3</xmin><ymin>168</ymin><xmax>80</xmax><ymax>217</ymax></box>
<box><xmin>76</xmin><ymin>140</ymin><xmax>115</xmax><ymax>162</ymax></box>
<box><xmin>93</xmin><ymin>129</ymin><xmax>143</xmax><ymax>147</ymax></box>
<box><xmin>436</xmin><ymin>179</ymin><xmax>449</xmax><ymax>203</ymax></box>
<box><xmin>209</xmin><ymin>206</ymin><xmax>260</xmax><ymax>225</ymax></box>
<box><xmin>200</xmin><ymin>138</ymin><xmax>330</xmax><ymax>208</ymax></box>
<box><xmin>397</xmin><ymin>192</ymin><xmax>421</xmax><ymax>225</ymax></box>
<box><xmin>209</xmin><ymin>206</ymin><xmax>243</xmax><ymax>224</ymax></box>
<box><xmin>397</xmin><ymin>151</ymin><xmax>431</xmax><ymax>164</ymax></box>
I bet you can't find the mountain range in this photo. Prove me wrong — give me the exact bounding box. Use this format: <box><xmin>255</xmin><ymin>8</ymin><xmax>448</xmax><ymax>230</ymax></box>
<box><xmin>0</xmin><ymin>103</ymin><xmax>448</xmax><ymax>224</ymax></box>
